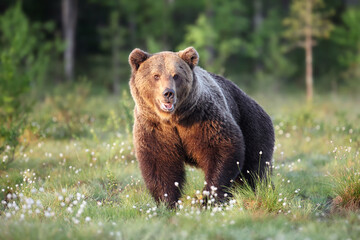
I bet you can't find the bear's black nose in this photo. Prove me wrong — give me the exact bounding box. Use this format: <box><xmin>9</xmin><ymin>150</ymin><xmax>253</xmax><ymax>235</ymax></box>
<box><xmin>163</xmin><ymin>88</ymin><xmax>175</xmax><ymax>100</ymax></box>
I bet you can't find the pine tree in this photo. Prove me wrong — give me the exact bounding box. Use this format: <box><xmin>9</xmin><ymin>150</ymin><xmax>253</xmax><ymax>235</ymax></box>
<box><xmin>283</xmin><ymin>0</ymin><xmax>333</xmax><ymax>103</ymax></box>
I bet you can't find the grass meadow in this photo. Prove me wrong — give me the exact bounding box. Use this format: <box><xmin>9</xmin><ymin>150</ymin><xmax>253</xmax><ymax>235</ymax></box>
<box><xmin>1</xmin><ymin>86</ymin><xmax>359</xmax><ymax>240</ymax></box>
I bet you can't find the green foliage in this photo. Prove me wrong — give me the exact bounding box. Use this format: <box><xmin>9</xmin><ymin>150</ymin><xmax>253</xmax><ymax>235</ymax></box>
<box><xmin>330</xmin><ymin>8</ymin><xmax>360</xmax><ymax>87</ymax></box>
<box><xmin>249</xmin><ymin>9</ymin><xmax>297</xmax><ymax>88</ymax></box>
<box><xmin>0</xmin><ymin>3</ymin><xmax>61</xmax><ymax>167</ymax></box>
<box><xmin>102</xmin><ymin>170</ymin><xmax>121</xmax><ymax>204</ymax></box>
<box><xmin>179</xmin><ymin>0</ymin><xmax>248</xmax><ymax>73</ymax></box>
<box><xmin>0</xmin><ymin>3</ymin><xmax>61</xmax><ymax>102</ymax></box>
<box><xmin>97</xmin><ymin>8</ymin><xmax>128</xmax><ymax>93</ymax></box>
<box><xmin>0</xmin><ymin>117</ymin><xmax>26</xmax><ymax>169</ymax></box>
<box><xmin>0</xmin><ymin>3</ymin><xmax>32</xmax><ymax>118</ymax></box>
<box><xmin>331</xmin><ymin>8</ymin><xmax>360</xmax><ymax>67</ymax></box>
<box><xmin>283</xmin><ymin>0</ymin><xmax>333</xmax><ymax>46</ymax></box>
<box><xmin>0</xmin><ymin>0</ymin><xmax>357</xmax><ymax>93</ymax></box>
<box><xmin>179</xmin><ymin>14</ymin><xmax>217</xmax><ymax>69</ymax></box>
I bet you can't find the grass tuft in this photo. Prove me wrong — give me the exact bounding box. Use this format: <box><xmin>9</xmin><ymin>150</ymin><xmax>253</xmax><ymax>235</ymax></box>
<box><xmin>232</xmin><ymin>170</ymin><xmax>298</xmax><ymax>216</ymax></box>
<box><xmin>331</xmin><ymin>151</ymin><xmax>360</xmax><ymax>212</ymax></box>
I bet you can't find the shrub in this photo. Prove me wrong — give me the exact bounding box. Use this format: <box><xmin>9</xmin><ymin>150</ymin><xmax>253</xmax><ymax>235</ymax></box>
<box><xmin>0</xmin><ymin>3</ymin><xmax>60</xmax><ymax>168</ymax></box>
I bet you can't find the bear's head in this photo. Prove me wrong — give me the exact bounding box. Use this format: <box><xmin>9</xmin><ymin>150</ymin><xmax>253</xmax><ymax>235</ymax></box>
<box><xmin>129</xmin><ymin>47</ymin><xmax>199</xmax><ymax>119</ymax></box>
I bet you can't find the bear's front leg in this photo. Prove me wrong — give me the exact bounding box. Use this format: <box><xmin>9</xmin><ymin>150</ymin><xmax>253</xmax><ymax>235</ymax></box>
<box><xmin>192</xmin><ymin>121</ymin><xmax>245</xmax><ymax>202</ymax></box>
<box><xmin>134</xmin><ymin>122</ymin><xmax>186</xmax><ymax>208</ymax></box>
<box><xmin>202</xmin><ymin>146</ymin><xmax>244</xmax><ymax>202</ymax></box>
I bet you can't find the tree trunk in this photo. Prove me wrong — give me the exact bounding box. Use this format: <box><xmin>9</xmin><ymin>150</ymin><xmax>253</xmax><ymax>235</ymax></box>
<box><xmin>161</xmin><ymin>0</ymin><xmax>170</xmax><ymax>50</ymax></box>
<box><xmin>112</xmin><ymin>39</ymin><xmax>120</xmax><ymax>95</ymax></box>
<box><xmin>128</xmin><ymin>14</ymin><xmax>136</xmax><ymax>48</ymax></box>
<box><xmin>62</xmin><ymin>0</ymin><xmax>78</xmax><ymax>82</ymax></box>
<box><xmin>205</xmin><ymin>0</ymin><xmax>216</xmax><ymax>69</ymax></box>
<box><xmin>305</xmin><ymin>33</ymin><xmax>313</xmax><ymax>103</ymax></box>
<box><xmin>111</xmin><ymin>11</ymin><xmax>121</xmax><ymax>95</ymax></box>
<box><xmin>345</xmin><ymin>0</ymin><xmax>360</xmax><ymax>7</ymax></box>
<box><xmin>305</xmin><ymin>0</ymin><xmax>313</xmax><ymax>103</ymax></box>
<box><xmin>282</xmin><ymin>0</ymin><xmax>290</xmax><ymax>10</ymax></box>
<box><xmin>253</xmin><ymin>0</ymin><xmax>264</xmax><ymax>73</ymax></box>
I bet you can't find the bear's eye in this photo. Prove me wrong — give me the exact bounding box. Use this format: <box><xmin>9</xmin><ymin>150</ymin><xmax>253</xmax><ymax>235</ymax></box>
<box><xmin>154</xmin><ymin>74</ymin><xmax>160</xmax><ymax>80</ymax></box>
<box><xmin>173</xmin><ymin>74</ymin><xmax>179</xmax><ymax>80</ymax></box>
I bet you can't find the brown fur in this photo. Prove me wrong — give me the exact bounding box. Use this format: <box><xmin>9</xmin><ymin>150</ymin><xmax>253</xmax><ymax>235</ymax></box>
<box><xmin>129</xmin><ymin>47</ymin><xmax>274</xmax><ymax>208</ymax></box>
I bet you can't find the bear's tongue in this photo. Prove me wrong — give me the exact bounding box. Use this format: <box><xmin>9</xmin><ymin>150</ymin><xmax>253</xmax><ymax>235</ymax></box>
<box><xmin>164</xmin><ymin>103</ymin><xmax>173</xmax><ymax>109</ymax></box>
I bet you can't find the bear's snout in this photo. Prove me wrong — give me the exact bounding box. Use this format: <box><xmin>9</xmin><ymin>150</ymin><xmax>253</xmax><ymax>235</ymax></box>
<box><xmin>158</xmin><ymin>88</ymin><xmax>176</xmax><ymax>113</ymax></box>
<box><xmin>162</xmin><ymin>88</ymin><xmax>175</xmax><ymax>101</ymax></box>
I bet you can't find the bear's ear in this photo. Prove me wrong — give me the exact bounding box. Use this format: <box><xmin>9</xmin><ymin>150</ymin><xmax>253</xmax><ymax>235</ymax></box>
<box><xmin>178</xmin><ymin>47</ymin><xmax>199</xmax><ymax>69</ymax></box>
<box><xmin>129</xmin><ymin>48</ymin><xmax>151</xmax><ymax>71</ymax></box>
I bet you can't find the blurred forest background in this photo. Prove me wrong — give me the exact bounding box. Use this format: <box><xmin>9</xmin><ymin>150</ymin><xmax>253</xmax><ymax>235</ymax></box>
<box><xmin>0</xmin><ymin>0</ymin><xmax>360</xmax><ymax>148</ymax></box>
<box><xmin>1</xmin><ymin>0</ymin><xmax>359</xmax><ymax>96</ymax></box>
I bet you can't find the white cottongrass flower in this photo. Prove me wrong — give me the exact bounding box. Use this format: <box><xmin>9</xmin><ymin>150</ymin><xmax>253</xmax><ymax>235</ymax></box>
<box><xmin>202</xmin><ymin>190</ymin><xmax>210</xmax><ymax>196</ymax></box>
<box><xmin>72</xmin><ymin>218</ymin><xmax>80</xmax><ymax>224</ymax></box>
<box><xmin>44</xmin><ymin>211</ymin><xmax>52</xmax><ymax>217</ymax></box>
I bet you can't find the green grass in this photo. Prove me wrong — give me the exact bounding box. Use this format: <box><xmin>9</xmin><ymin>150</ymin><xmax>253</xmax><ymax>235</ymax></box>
<box><xmin>1</xmin><ymin>89</ymin><xmax>360</xmax><ymax>239</ymax></box>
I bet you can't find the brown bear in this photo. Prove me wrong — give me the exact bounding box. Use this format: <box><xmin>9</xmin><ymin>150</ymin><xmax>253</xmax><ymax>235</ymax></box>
<box><xmin>128</xmin><ymin>47</ymin><xmax>274</xmax><ymax>208</ymax></box>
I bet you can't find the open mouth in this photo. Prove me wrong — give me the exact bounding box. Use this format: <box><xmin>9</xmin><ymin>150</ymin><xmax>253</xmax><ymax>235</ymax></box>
<box><xmin>159</xmin><ymin>101</ymin><xmax>175</xmax><ymax>112</ymax></box>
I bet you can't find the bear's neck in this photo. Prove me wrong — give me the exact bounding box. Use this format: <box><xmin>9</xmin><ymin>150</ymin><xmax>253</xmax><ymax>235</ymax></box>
<box><xmin>172</xmin><ymin>67</ymin><xmax>206</xmax><ymax>122</ymax></box>
<box><xmin>173</xmin><ymin>67</ymin><xmax>230</xmax><ymax>124</ymax></box>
